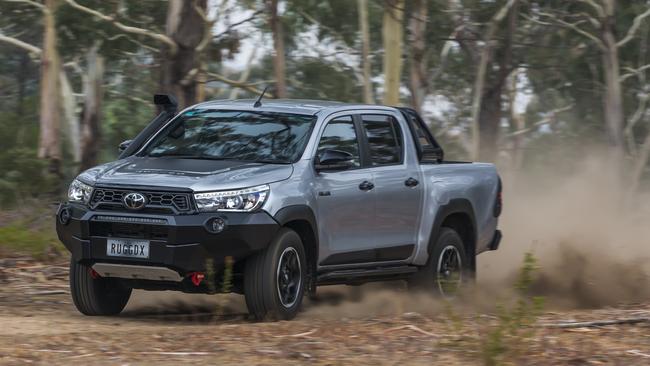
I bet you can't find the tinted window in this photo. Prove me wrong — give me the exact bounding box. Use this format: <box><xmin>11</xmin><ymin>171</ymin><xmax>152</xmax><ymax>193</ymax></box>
<box><xmin>362</xmin><ymin>115</ymin><xmax>402</xmax><ymax>165</ymax></box>
<box><xmin>317</xmin><ymin>116</ymin><xmax>361</xmax><ymax>167</ymax></box>
<box><xmin>141</xmin><ymin>110</ymin><xmax>315</xmax><ymax>163</ymax></box>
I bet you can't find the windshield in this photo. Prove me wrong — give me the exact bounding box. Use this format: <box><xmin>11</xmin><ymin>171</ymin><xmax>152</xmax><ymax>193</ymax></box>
<box><xmin>141</xmin><ymin>109</ymin><xmax>316</xmax><ymax>164</ymax></box>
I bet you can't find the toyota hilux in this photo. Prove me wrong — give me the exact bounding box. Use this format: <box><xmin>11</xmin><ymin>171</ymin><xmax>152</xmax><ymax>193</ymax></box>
<box><xmin>56</xmin><ymin>95</ymin><xmax>502</xmax><ymax>320</ymax></box>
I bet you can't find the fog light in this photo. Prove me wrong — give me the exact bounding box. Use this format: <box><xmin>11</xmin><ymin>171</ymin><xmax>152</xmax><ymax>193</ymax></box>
<box><xmin>58</xmin><ymin>208</ymin><xmax>71</xmax><ymax>225</ymax></box>
<box><xmin>205</xmin><ymin>217</ymin><xmax>226</xmax><ymax>233</ymax></box>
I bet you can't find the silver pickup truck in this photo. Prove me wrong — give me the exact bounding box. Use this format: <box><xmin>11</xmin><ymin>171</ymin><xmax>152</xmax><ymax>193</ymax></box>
<box><xmin>56</xmin><ymin>95</ymin><xmax>502</xmax><ymax>320</ymax></box>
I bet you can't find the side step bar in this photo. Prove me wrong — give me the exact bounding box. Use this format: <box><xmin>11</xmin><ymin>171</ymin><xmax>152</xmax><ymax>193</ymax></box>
<box><xmin>316</xmin><ymin>265</ymin><xmax>418</xmax><ymax>286</ymax></box>
<box><xmin>92</xmin><ymin>263</ymin><xmax>183</xmax><ymax>282</ymax></box>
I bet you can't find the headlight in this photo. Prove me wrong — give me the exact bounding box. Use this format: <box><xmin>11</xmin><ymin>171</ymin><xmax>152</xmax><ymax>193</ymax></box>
<box><xmin>68</xmin><ymin>179</ymin><xmax>93</xmax><ymax>203</ymax></box>
<box><xmin>194</xmin><ymin>185</ymin><xmax>269</xmax><ymax>212</ymax></box>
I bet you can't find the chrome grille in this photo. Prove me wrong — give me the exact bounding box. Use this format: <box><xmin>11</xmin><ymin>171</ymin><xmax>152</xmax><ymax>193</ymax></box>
<box><xmin>90</xmin><ymin>188</ymin><xmax>192</xmax><ymax>213</ymax></box>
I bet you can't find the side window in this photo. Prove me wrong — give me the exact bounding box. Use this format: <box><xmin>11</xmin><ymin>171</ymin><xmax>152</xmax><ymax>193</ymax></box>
<box><xmin>317</xmin><ymin>116</ymin><xmax>361</xmax><ymax>167</ymax></box>
<box><xmin>361</xmin><ymin>114</ymin><xmax>403</xmax><ymax>166</ymax></box>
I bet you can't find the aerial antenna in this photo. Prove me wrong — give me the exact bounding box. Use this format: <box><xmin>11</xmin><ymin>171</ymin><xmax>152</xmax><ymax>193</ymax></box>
<box><xmin>254</xmin><ymin>85</ymin><xmax>270</xmax><ymax>108</ymax></box>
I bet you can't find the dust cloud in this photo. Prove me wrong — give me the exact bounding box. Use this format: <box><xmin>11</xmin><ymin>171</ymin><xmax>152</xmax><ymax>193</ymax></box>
<box><xmin>480</xmin><ymin>155</ymin><xmax>650</xmax><ymax>309</ymax></box>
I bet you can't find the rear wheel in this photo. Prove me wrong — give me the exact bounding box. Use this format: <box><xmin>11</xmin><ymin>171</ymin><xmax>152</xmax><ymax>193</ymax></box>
<box><xmin>69</xmin><ymin>259</ymin><xmax>132</xmax><ymax>316</ymax></box>
<box><xmin>244</xmin><ymin>228</ymin><xmax>306</xmax><ymax>321</ymax></box>
<box><xmin>409</xmin><ymin>227</ymin><xmax>470</xmax><ymax>298</ymax></box>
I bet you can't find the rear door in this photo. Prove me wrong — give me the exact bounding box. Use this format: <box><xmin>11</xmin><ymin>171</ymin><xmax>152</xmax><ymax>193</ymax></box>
<box><xmin>360</xmin><ymin>114</ymin><xmax>423</xmax><ymax>257</ymax></box>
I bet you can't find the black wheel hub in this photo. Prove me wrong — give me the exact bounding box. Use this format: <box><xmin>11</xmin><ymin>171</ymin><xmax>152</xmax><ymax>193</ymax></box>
<box><xmin>277</xmin><ymin>247</ymin><xmax>301</xmax><ymax>308</ymax></box>
<box><xmin>436</xmin><ymin>245</ymin><xmax>462</xmax><ymax>297</ymax></box>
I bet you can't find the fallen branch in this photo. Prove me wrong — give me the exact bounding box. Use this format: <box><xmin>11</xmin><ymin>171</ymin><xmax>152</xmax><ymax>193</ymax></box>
<box><xmin>628</xmin><ymin>350</ymin><xmax>650</xmax><ymax>359</ymax></box>
<box><xmin>384</xmin><ymin>324</ymin><xmax>438</xmax><ymax>337</ymax></box>
<box><xmin>138</xmin><ymin>351</ymin><xmax>213</xmax><ymax>356</ymax></box>
<box><xmin>26</xmin><ymin>290</ymin><xmax>67</xmax><ymax>296</ymax></box>
<box><xmin>273</xmin><ymin>329</ymin><xmax>317</xmax><ymax>338</ymax></box>
<box><xmin>543</xmin><ymin>317</ymin><xmax>650</xmax><ymax>329</ymax></box>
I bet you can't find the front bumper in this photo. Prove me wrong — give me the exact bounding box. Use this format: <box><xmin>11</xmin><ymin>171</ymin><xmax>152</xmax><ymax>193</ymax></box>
<box><xmin>56</xmin><ymin>203</ymin><xmax>280</xmax><ymax>275</ymax></box>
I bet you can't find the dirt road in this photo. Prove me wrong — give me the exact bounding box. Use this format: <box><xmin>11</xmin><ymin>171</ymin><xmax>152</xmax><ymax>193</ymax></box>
<box><xmin>1</xmin><ymin>259</ymin><xmax>650</xmax><ymax>365</ymax></box>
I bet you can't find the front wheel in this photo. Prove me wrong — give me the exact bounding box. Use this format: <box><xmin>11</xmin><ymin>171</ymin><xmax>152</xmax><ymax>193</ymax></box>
<box><xmin>244</xmin><ymin>228</ymin><xmax>306</xmax><ymax>321</ymax></box>
<box><xmin>409</xmin><ymin>227</ymin><xmax>470</xmax><ymax>298</ymax></box>
<box><xmin>69</xmin><ymin>259</ymin><xmax>132</xmax><ymax>316</ymax></box>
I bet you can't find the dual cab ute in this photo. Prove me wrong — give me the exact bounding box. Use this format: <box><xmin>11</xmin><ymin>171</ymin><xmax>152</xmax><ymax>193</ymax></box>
<box><xmin>56</xmin><ymin>95</ymin><xmax>502</xmax><ymax>320</ymax></box>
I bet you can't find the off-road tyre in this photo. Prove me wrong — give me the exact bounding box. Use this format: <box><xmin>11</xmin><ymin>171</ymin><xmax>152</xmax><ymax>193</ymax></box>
<box><xmin>69</xmin><ymin>259</ymin><xmax>132</xmax><ymax>316</ymax></box>
<box><xmin>244</xmin><ymin>228</ymin><xmax>306</xmax><ymax>321</ymax></box>
<box><xmin>409</xmin><ymin>227</ymin><xmax>471</xmax><ymax>297</ymax></box>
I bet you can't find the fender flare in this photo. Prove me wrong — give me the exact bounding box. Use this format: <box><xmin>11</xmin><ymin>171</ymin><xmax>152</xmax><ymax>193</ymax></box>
<box><xmin>428</xmin><ymin>198</ymin><xmax>477</xmax><ymax>257</ymax></box>
<box><xmin>273</xmin><ymin>205</ymin><xmax>318</xmax><ymax>236</ymax></box>
<box><xmin>273</xmin><ymin>205</ymin><xmax>319</xmax><ymax>291</ymax></box>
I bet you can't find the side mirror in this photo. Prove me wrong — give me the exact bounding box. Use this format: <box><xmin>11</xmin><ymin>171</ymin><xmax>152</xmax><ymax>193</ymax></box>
<box><xmin>315</xmin><ymin>149</ymin><xmax>355</xmax><ymax>173</ymax></box>
<box><xmin>118</xmin><ymin>140</ymin><xmax>133</xmax><ymax>153</ymax></box>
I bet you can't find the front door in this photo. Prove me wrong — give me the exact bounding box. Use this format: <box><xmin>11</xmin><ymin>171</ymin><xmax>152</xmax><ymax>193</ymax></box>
<box><xmin>312</xmin><ymin>115</ymin><xmax>376</xmax><ymax>266</ymax></box>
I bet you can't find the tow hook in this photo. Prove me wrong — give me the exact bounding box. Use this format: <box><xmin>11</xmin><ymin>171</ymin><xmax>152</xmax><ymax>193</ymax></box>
<box><xmin>188</xmin><ymin>272</ymin><xmax>205</xmax><ymax>286</ymax></box>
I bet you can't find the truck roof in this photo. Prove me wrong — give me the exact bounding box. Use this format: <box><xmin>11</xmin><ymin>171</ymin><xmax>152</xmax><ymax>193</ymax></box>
<box><xmin>194</xmin><ymin>98</ymin><xmax>396</xmax><ymax>116</ymax></box>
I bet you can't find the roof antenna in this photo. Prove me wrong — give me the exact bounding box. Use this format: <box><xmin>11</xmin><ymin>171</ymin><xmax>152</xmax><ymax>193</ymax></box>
<box><xmin>254</xmin><ymin>85</ymin><xmax>270</xmax><ymax>108</ymax></box>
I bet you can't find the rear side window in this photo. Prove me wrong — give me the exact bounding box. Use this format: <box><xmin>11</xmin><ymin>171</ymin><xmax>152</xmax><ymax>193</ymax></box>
<box><xmin>317</xmin><ymin>116</ymin><xmax>361</xmax><ymax>167</ymax></box>
<box><xmin>361</xmin><ymin>114</ymin><xmax>403</xmax><ymax>166</ymax></box>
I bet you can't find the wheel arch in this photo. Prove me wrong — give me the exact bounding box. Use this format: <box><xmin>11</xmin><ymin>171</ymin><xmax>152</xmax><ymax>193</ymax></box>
<box><xmin>273</xmin><ymin>205</ymin><xmax>319</xmax><ymax>290</ymax></box>
<box><xmin>428</xmin><ymin>199</ymin><xmax>477</xmax><ymax>271</ymax></box>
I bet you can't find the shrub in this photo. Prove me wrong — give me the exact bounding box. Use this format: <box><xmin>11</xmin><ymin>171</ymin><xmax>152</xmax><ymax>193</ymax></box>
<box><xmin>481</xmin><ymin>252</ymin><xmax>545</xmax><ymax>365</ymax></box>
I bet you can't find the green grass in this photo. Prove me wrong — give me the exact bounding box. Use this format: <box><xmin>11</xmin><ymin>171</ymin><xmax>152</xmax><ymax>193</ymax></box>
<box><xmin>0</xmin><ymin>219</ymin><xmax>63</xmax><ymax>260</ymax></box>
<box><xmin>480</xmin><ymin>252</ymin><xmax>545</xmax><ymax>365</ymax></box>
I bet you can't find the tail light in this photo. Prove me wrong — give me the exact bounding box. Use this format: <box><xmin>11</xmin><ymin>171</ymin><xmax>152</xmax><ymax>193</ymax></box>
<box><xmin>493</xmin><ymin>178</ymin><xmax>503</xmax><ymax>217</ymax></box>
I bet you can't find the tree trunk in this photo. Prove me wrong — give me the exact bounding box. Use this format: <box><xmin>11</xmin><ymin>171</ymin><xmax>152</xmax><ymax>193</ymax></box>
<box><xmin>229</xmin><ymin>46</ymin><xmax>259</xmax><ymax>100</ymax></box>
<box><xmin>60</xmin><ymin>70</ymin><xmax>81</xmax><ymax>163</ymax></box>
<box><xmin>477</xmin><ymin>0</ymin><xmax>518</xmax><ymax>162</ymax></box>
<box><xmin>508</xmin><ymin>69</ymin><xmax>525</xmax><ymax>170</ymax></box>
<box><xmin>267</xmin><ymin>0</ymin><xmax>287</xmax><ymax>98</ymax></box>
<box><xmin>38</xmin><ymin>0</ymin><xmax>62</xmax><ymax>177</ymax></box>
<box><xmin>79</xmin><ymin>45</ymin><xmax>104</xmax><ymax>171</ymax></box>
<box><xmin>408</xmin><ymin>0</ymin><xmax>427</xmax><ymax>114</ymax></box>
<box><xmin>382</xmin><ymin>0</ymin><xmax>405</xmax><ymax>105</ymax></box>
<box><xmin>162</xmin><ymin>0</ymin><xmax>206</xmax><ymax>108</ymax></box>
<box><xmin>196</xmin><ymin>60</ymin><xmax>206</xmax><ymax>103</ymax></box>
<box><xmin>15</xmin><ymin>52</ymin><xmax>30</xmax><ymax>145</ymax></box>
<box><xmin>16</xmin><ymin>52</ymin><xmax>29</xmax><ymax>115</ymax></box>
<box><xmin>358</xmin><ymin>0</ymin><xmax>373</xmax><ymax>104</ymax></box>
<box><xmin>478</xmin><ymin>88</ymin><xmax>503</xmax><ymax>162</ymax></box>
<box><xmin>601</xmin><ymin>13</ymin><xmax>626</xmax><ymax>159</ymax></box>
<box><xmin>469</xmin><ymin>0</ymin><xmax>517</xmax><ymax>161</ymax></box>
<box><xmin>630</xmin><ymin>132</ymin><xmax>650</xmax><ymax>194</ymax></box>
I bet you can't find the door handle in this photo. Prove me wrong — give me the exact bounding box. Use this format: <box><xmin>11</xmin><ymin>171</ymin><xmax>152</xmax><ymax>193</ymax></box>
<box><xmin>358</xmin><ymin>181</ymin><xmax>374</xmax><ymax>191</ymax></box>
<box><xmin>405</xmin><ymin>177</ymin><xmax>419</xmax><ymax>187</ymax></box>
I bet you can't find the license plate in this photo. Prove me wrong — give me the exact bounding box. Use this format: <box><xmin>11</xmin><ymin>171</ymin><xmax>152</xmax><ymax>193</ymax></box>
<box><xmin>106</xmin><ymin>239</ymin><xmax>150</xmax><ymax>259</ymax></box>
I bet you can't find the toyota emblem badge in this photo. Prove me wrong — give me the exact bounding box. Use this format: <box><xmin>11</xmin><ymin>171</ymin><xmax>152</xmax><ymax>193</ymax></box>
<box><xmin>123</xmin><ymin>192</ymin><xmax>147</xmax><ymax>210</ymax></box>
